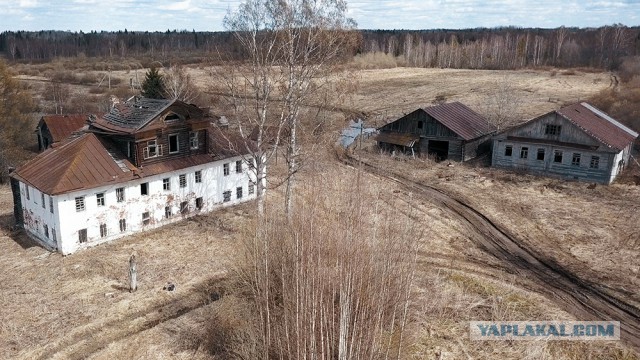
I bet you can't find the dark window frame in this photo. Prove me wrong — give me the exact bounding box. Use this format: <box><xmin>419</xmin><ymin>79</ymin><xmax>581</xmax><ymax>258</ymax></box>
<box><xmin>79</xmin><ymin>228</ymin><xmax>87</xmax><ymax>243</ymax></box>
<box><xmin>536</xmin><ymin>148</ymin><xmax>545</xmax><ymax>161</ymax></box>
<box><xmin>168</xmin><ymin>133</ymin><xmax>179</xmax><ymax>154</ymax></box>
<box><xmin>553</xmin><ymin>150</ymin><xmax>563</xmax><ymax>163</ymax></box>
<box><xmin>141</xmin><ymin>182</ymin><xmax>149</xmax><ymax>196</ymax></box>
<box><xmin>179</xmin><ymin>174</ymin><xmax>187</xmax><ymax>188</ymax></box>
<box><xmin>504</xmin><ymin>145</ymin><xmax>513</xmax><ymax>157</ymax></box>
<box><xmin>520</xmin><ymin>147</ymin><xmax>529</xmax><ymax>159</ymax></box>
<box><xmin>96</xmin><ymin>192</ymin><xmax>105</xmax><ymax>206</ymax></box>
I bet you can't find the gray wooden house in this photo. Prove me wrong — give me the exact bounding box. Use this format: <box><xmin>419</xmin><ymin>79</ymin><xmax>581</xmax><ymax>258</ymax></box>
<box><xmin>492</xmin><ymin>102</ymin><xmax>638</xmax><ymax>184</ymax></box>
<box><xmin>375</xmin><ymin>102</ymin><xmax>496</xmax><ymax>161</ymax></box>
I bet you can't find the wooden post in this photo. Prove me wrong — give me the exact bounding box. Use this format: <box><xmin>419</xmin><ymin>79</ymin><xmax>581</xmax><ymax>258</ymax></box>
<box><xmin>129</xmin><ymin>254</ymin><xmax>137</xmax><ymax>292</ymax></box>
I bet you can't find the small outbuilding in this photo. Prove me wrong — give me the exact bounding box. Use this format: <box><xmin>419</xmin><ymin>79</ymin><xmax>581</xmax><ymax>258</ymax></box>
<box><xmin>375</xmin><ymin>102</ymin><xmax>496</xmax><ymax>161</ymax></box>
<box><xmin>491</xmin><ymin>102</ymin><xmax>638</xmax><ymax>184</ymax></box>
<box><xmin>36</xmin><ymin>114</ymin><xmax>88</xmax><ymax>151</ymax></box>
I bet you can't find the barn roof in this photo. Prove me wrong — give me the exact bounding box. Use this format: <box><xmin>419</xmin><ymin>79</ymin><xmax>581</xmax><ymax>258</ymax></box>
<box><xmin>556</xmin><ymin>102</ymin><xmax>638</xmax><ymax>152</ymax></box>
<box><xmin>422</xmin><ymin>102</ymin><xmax>496</xmax><ymax>141</ymax></box>
<box><xmin>38</xmin><ymin>114</ymin><xmax>88</xmax><ymax>143</ymax></box>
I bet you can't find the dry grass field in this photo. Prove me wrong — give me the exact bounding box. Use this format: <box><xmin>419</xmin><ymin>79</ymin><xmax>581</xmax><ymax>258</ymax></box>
<box><xmin>3</xmin><ymin>65</ymin><xmax>638</xmax><ymax>359</ymax></box>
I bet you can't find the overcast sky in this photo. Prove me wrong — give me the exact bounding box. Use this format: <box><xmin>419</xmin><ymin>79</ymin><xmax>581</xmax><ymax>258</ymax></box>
<box><xmin>0</xmin><ymin>0</ymin><xmax>638</xmax><ymax>32</ymax></box>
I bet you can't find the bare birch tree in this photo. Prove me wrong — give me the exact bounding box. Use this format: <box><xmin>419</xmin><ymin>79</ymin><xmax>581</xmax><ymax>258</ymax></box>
<box><xmin>482</xmin><ymin>75</ymin><xmax>523</xmax><ymax>131</ymax></box>
<box><xmin>162</xmin><ymin>65</ymin><xmax>201</xmax><ymax>103</ymax></box>
<box><xmin>223</xmin><ymin>0</ymin><xmax>357</xmax><ymax>217</ymax></box>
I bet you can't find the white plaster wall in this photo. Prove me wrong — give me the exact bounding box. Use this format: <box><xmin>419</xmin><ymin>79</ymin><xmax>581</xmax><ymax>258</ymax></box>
<box><xmin>20</xmin><ymin>182</ymin><xmax>60</xmax><ymax>251</ymax></box>
<box><xmin>608</xmin><ymin>150</ymin><xmax>624</xmax><ymax>184</ymax></box>
<box><xmin>41</xmin><ymin>155</ymin><xmax>257</xmax><ymax>255</ymax></box>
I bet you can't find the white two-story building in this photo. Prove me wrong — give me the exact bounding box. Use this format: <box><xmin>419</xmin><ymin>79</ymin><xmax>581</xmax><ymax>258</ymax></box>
<box><xmin>11</xmin><ymin>98</ymin><xmax>261</xmax><ymax>254</ymax></box>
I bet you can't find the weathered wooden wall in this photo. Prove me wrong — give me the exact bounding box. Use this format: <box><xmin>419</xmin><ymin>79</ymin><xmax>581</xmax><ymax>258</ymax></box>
<box><xmin>491</xmin><ymin>113</ymin><xmax>624</xmax><ymax>184</ymax></box>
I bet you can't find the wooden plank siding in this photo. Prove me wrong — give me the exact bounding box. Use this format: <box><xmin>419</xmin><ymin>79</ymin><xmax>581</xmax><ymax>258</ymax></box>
<box><xmin>379</xmin><ymin>109</ymin><xmax>493</xmax><ymax>161</ymax></box>
<box><xmin>491</xmin><ymin>113</ymin><xmax>626</xmax><ymax>184</ymax></box>
<box><xmin>135</xmin><ymin>127</ymin><xmax>208</xmax><ymax>167</ymax></box>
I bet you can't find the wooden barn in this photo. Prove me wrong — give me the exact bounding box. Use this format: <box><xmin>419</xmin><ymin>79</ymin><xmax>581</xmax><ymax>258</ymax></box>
<box><xmin>492</xmin><ymin>102</ymin><xmax>638</xmax><ymax>184</ymax></box>
<box><xmin>375</xmin><ymin>102</ymin><xmax>496</xmax><ymax>161</ymax></box>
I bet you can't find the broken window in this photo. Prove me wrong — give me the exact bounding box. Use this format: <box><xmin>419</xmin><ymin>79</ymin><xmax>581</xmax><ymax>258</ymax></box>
<box><xmin>195</xmin><ymin>170</ymin><xmax>202</xmax><ymax>183</ymax></box>
<box><xmin>144</xmin><ymin>139</ymin><xmax>159</xmax><ymax>159</ymax></box>
<box><xmin>554</xmin><ymin>150</ymin><xmax>563</xmax><ymax>163</ymax></box>
<box><xmin>119</xmin><ymin>219</ymin><xmax>127</xmax><ymax>232</ymax></box>
<box><xmin>190</xmin><ymin>131</ymin><xmax>199</xmax><ymax>149</ymax></box>
<box><xmin>572</xmin><ymin>153</ymin><xmax>581</xmax><ymax>166</ymax></box>
<box><xmin>169</xmin><ymin>134</ymin><xmax>179</xmax><ymax>154</ymax></box>
<box><xmin>179</xmin><ymin>174</ymin><xmax>187</xmax><ymax>188</ymax></box>
<box><xmin>116</xmin><ymin>187</ymin><xmax>125</xmax><ymax>202</ymax></box>
<box><xmin>236</xmin><ymin>160</ymin><xmax>242</xmax><ymax>173</ymax></box>
<box><xmin>163</xmin><ymin>178</ymin><xmax>171</xmax><ymax>191</ymax></box>
<box><xmin>25</xmin><ymin>185</ymin><xmax>30</xmax><ymax>200</ymax></box>
<box><xmin>165</xmin><ymin>206</ymin><xmax>172</xmax><ymax>218</ymax></box>
<box><xmin>79</xmin><ymin>229</ymin><xmax>87</xmax><ymax>243</ymax></box>
<box><xmin>52</xmin><ymin>228</ymin><xmax>56</xmax><ymax>243</ymax></box>
<box><xmin>223</xmin><ymin>190</ymin><xmax>231</xmax><ymax>202</ymax></box>
<box><xmin>165</xmin><ymin>112</ymin><xmax>181</xmax><ymax>122</ymax></box>
<box><xmin>590</xmin><ymin>156</ymin><xmax>600</xmax><ymax>169</ymax></box>
<box><xmin>196</xmin><ymin>197</ymin><xmax>203</xmax><ymax>210</ymax></box>
<box><xmin>44</xmin><ymin>224</ymin><xmax>49</xmax><ymax>238</ymax></box>
<box><xmin>49</xmin><ymin>196</ymin><xmax>54</xmax><ymax>214</ymax></box>
<box><xmin>41</xmin><ymin>193</ymin><xmax>45</xmax><ymax>209</ymax></box>
<box><xmin>141</xmin><ymin>182</ymin><xmax>149</xmax><ymax>196</ymax></box>
<box><xmin>75</xmin><ymin>197</ymin><xmax>85</xmax><ymax>212</ymax></box>
<box><xmin>417</xmin><ymin>120</ymin><xmax>423</xmax><ymax>129</ymax></box>
<box><xmin>545</xmin><ymin>124</ymin><xmax>562</xmax><ymax>136</ymax></box>
<box><xmin>142</xmin><ymin>212</ymin><xmax>150</xmax><ymax>226</ymax></box>
<box><xmin>237</xmin><ymin>186</ymin><xmax>243</xmax><ymax>199</ymax></box>
<box><xmin>537</xmin><ymin>148</ymin><xmax>545</xmax><ymax>161</ymax></box>
<box><xmin>248</xmin><ymin>183</ymin><xmax>255</xmax><ymax>195</ymax></box>
<box><xmin>520</xmin><ymin>147</ymin><xmax>528</xmax><ymax>159</ymax></box>
<box><xmin>96</xmin><ymin>192</ymin><xmax>105</xmax><ymax>206</ymax></box>
<box><xmin>100</xmin><ymin>223</ymin><xmax>107</xmax><ymax>238</ymax></box>
<box><xmin>180</xmin><ymin>201</ymin><xmax>189</xmax><ymax>214</ymax></box>
<box><xmin>223</xmin><ymin>163</ymin><xmax>230</xmax><ymax>176</ymax></box>
<box><xmin>504</xmin><ymin>145</ymin><xmax>513</xmax><ymax>157</ymax></box>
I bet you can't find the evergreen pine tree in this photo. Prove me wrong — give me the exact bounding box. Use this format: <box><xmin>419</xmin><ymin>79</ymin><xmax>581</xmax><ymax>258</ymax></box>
<box><xmin>141</xmin><ymin>67</ymin><xmax>165</xmax><ymax>99</ymax></box>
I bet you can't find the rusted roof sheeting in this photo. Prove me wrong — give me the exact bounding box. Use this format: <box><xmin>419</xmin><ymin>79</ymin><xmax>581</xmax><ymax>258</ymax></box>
<box><xmin>423</xmin><ymin>102</ymin><xmax>496</xmax><ymax>141</ymax></box>
<box><xmin>13</xmin><ymin>133</ymin><xmax>136</xmax><ymax>195</ymax></box>
<box><xmin>557</xmin><ymin>102</ymin><xmax>638</xmax><ymax>152</ymax></box>
<box><xmin>374</xmin><ymin>132</ymin><xmax>419</xmax><ymax>147</ymax></box>
<box><xmin>41</xmin><ymin>114</ymin><xmax>88</xmax><ymax>143</ymax></box>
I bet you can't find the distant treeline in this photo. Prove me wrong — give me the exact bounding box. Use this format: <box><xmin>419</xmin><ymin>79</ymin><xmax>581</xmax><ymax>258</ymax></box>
<box><xmin>1</xmin><ymin>26</ymin><xmax>639</xmax><ymax>70</ymax></box>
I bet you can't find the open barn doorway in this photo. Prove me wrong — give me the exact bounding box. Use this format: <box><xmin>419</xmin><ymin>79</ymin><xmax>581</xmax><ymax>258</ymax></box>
<box><xmin>428</xmin><ymin>140</ymin><xmax>449</xmax><ymax>161</ymax></box>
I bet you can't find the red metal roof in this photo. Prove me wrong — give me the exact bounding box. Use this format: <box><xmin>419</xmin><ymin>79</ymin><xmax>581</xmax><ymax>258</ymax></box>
<box><xmin>13</xmin><ymin>133</ymin><xmax>136</xmax><ymax>195</ymax></box>
<box><xmin>557</xmin><ymin>102</ymin><xmax>638</xmax><ymax>152</ymax></box>
<box><xmin>40</xmin><ymin>114</ymin><xmax>88</xmax><ymax>143</ymax></box>
<box><xmin>422</xmin><ymin>102</ymin><xmax>496</xmax><ymax>141</ymax></box>
<box><xmin>13</xmin><ymin>126</ymin><xmax>257</xmax><ymax>196</ymax></box>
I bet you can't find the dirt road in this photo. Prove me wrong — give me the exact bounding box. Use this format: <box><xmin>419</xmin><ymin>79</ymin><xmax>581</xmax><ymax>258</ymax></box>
<box><xmin>339</xmin><ymin>151</ymin><xmax>640</xmax><ymax>353</ymax></box>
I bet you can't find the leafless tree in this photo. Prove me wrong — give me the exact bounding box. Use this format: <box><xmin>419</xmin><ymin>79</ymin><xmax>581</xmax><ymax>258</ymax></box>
<box><xmin>162</xmin><ymin>65</ymin><xmax>201</xmax><ymax>103</ymax></box>
<box><xmin>223</xmin><ymin>0</ymin><xmax>357</xmax><ymax>217</ymax></box>
<box><xmin>482</xmin><ymin>75</ymin><xmax>523</xmax><ymax>131</ymax></box>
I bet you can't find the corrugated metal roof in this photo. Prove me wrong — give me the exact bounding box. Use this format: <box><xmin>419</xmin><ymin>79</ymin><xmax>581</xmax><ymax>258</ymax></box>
<box><xmin>40</xmin><ymin>114</ymin><xmax>88</xmax><ymax>143</ymax></box>
<box><xmin>422</xmin><ymin>102</ymin><xmax>496</xmax><ymax>141</ymax></box>
<box><xmin>374</xmin><ymin>132</ymin><xmax>419</xmax><ymax>147</ymax></box>
<box><xmin>13</xmin><ymin>125</ymin><xmax>258</xmax><ymax>196</ymax></box>
<box><xmin>13</xmin><ymin>133</ymin><xmax>136</xmax><ymax>195</ymax></box>
<box><xmin>557</xmin><ymin>102</ymin><xmax>638</xmax><ymax>152</ymax></box>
